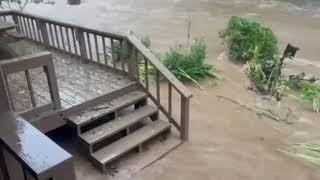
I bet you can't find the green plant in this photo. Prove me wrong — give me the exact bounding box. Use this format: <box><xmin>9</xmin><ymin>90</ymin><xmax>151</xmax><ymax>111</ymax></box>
<box><xmin>162</xmin><ymin>39</ymin><xmax>221</xmax><ymax>88</ymax></box>
<box><xmin>220</xmin><ymin>16</ymin><xmax>280</xmax><ymax>64</ymax></box>
<box><xmin>281</xmin><ymin>143</ymin><xmax>320</xmax><ymax>165</ymax></box>
<box><xmin>300</xmin><ymin>83</ymin><xmax>320</xmax><ymax>112</ymax></box>
<box><xmin>220</xmin><ymin>16</ymin><xmax>283</xmax><ymax>96</ymax></box>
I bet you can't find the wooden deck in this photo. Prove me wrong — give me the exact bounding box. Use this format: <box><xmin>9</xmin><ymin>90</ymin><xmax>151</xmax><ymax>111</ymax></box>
<box><xmin>5</xmin><ymin>40</ymin><xmax>134</xmax><ymax>113</ymax></box>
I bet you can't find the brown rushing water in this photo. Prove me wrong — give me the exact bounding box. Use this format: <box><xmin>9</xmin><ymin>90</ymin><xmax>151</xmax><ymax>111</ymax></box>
<box><xmin>27</xmin><ymin>0</ymin><xmax>320</xmax><ymax>179</ymax></box>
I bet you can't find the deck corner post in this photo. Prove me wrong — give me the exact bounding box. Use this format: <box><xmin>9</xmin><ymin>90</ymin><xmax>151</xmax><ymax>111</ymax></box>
<box><xmin>125</xmin><ymin>40</ymin><xmax>138</xmax><ymax>79</ymax></box>
<box><xmin>180</xmin><ymin>96</ymin><xmax>190</xmax><ymax>141</ymax></box>
<box><xmin>38</xmin><ymin>20</ymin><xmax>50</xmax><ymax>46</ymax></box>
<box><xmin>75</xmin><ymin>29</ymin><xmax>89</xmax><ymax>63</ymax></box>
<box><xmin>12</xmin><ymin>14</ymin><xmax>21</xmax><ymax>33</ymax></box>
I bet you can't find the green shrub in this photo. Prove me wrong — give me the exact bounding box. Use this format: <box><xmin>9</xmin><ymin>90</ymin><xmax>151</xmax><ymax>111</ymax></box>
<box><xmin>220</xmin><ymin>16</ymin><xmax>280</xmax><ymax>64</ymax></box>
<box><xmin>300</xmin><ymin>83</ymin><xmax>320</xmax><ymax>112</ymax></box>
<box><xmin>220</xmin><ymin>16</ymin><xmax>281</xmax><ymax>94</ymax></box>
<box><xmin>162</xmin><ymin>39</ymin><xmax>221</xmax><ymax>85</ymax></box>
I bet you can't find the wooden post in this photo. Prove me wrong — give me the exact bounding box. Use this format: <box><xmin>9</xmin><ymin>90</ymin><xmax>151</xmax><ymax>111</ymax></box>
<box><xmin>126</xmin><ymin>40</ymin><xmax>138</xmax><ymax>79</ymax></box>
<box><xmin>38</xmin><ymin>20</ymin><xmax>50</xmax><ymax>46</ymax></box>
<box><xmin>180</xmin><ymin>96</ymin><xmax>190</xmax><ymax>141</ymax></box>
<box><xmin>43</xmin><ymin>54</ymin><xmax>61</xmax><ymax>110</ymax></box>
<box><xmin>0</xmin><ymin>67</ymin><xmax>12</xmax><ymax>113</ymax></box>
<box><xmin>12</xmin><ymin>15</ymin><xmax>21</xmax><ymax>33</ymax></box>
<box><xmin>75</xmin><ymin>29</ymin><xmax>88</xmax><ymax>63</ymax></box>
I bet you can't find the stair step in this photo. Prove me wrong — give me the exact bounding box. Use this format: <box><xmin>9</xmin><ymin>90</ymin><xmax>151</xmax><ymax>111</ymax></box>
<box><xmin>80</xmin><ymin>105</ymin><xmax>158</xmax><ymax>145</ymax></box>
<box><xmin>91</xmin><ymin>120</ymin><xmax>170</xmax><ymax>168</ymax></box>
<box><xmin>68</xmin><ymin>90</ymin><xmax>147</xmax><ymax>127</ymax></box>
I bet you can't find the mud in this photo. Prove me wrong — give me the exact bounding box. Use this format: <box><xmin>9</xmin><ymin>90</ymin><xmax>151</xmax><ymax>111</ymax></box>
<box><xmin>25</xmin><ymin>0</ymin><xmax>320</xmax><ymax>179</ymax></box>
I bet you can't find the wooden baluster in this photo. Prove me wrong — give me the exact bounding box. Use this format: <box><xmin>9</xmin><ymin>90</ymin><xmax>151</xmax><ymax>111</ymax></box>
<box><xmin>22</xmin><ymin>17</ymin><xmax>29</xmax><ymax>38</ymax></box>
<box><xmin>156</xmin><ymin>70</ymin><xmax>160</xmax><ymax>105</ymax></box>
<box><xmin>94</xmin><ymin>34</ymin><xmax>100</xmax><ymax>63</ymax></box>
<box><xmin>120</xmin><ymin>40</ymin><xmax>125</xmax><ymax>71</ymax></box>
<box><xmin>25</xmin><ymin>70</ymin><xmax>36</xmax><ymax>108</ymax></box>
<box><xmin>86</xmin><ymin>32</ymin><xmax>93</xmax><ymax>60</ymax></box>
<box><xmin>0</xmin><ymin>68</ymin><xmax>13</xmax><ymax>112</ymax></box>
<box><xmin>102</xmin><ymin>37</ymin><xmax>107</xmax><ymax>65</ymax></box>
<box><xmin>75</xmin><ymin>29</ymin><xmax>88</xmax><ymax>62</ymax></box>
<box><xmin>168</xmin><ymin>84</ymin><xmax>172</xmax><ymax>116</ymax></box>
<box><xmin>30</xmin><ymin>19</ymin><xmax>38</xmax><ymax>41</ymax></box>
<box><xmin>144</xmin><ymin>58</ymin><xmax>149</xmax><ymax>90</ymax></box>
<box><xmin>110</xmin><ymin>39</ymin><xmax>116</xmax><ymax>68</ymax></box>
<box><xmin>65</xmin><ymin>28</ymin><xmax>71</xmax><ymax>53</ymax></box>
<box><xmin>44</xmin><ymin>61</ymin><xmax>61</xmax><ymax>110</ymax></box>
<box><xmin>3</xmin><ymin>16</ymin><xmax>6</xmax><ymax>21</ymax></box>
<box><xmin>26</xmin><ymin>18</ymin><xmax>33</xmax><ymax>40</ymax></box>
<box><xmin>38</xmin><ymin>20</ymin><xmax>49</xmax><ymax>46</ymax></box>
<box><xmin>60</xmin><ymin>26</ymin><xmax>66</xmax><ymax>51</ymax></box>
<box><xmin>135</xmin><ymin>50</ymin><xmax>140</xmax><ymax>82</ymax></box>
<box><xmin>18</xmin><ymin>16</ymin><xmax>25</xmax><ymax>34</ymax></box>
<box><xmin>12</xmin><ymin>15</ymin><xmax>21</xmax><ymax>33</ymax></box>
<box><xmin>35</xmin><ymin>19</ymin><xmax>43</xmax><ymax>43</ymax></box>
<box><xmin>48</xmin><ymin>24</ymin><xmax>55</xmax><ymax>47</ymax></box>
<box><xmin>54</xmin><ymin>25</ymin><xmax>61</xmax><ymax>49</ymax></box>
<box><xmin>72</xmin><ymin>28</ymin><xmax>78</xmax><ymax>55</ymax></box>
<box><xmin>180</xmin><ymin>96</ymin><xmax>190</xmax><ymax>140</ymax></box>
<box><xmin>3</xmin><ymin>75</ymin><xmax>15</xmax><ymax>111</ymax></box>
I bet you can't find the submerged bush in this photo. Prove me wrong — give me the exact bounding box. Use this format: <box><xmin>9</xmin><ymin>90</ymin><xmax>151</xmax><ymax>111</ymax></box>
<box><xmin>162</xmin><ymin>39</ymin><xmax>221</xmax><ymax>85</ymax></box>
<box><xmin>220</xmin><ymin>16</ymin><xmax>280</xmax><ymax>64</ymax></box>
<box><xmin>220</xmin><ymin>16</ymin><xmax>281</xmax><ymax>94</ymax></box>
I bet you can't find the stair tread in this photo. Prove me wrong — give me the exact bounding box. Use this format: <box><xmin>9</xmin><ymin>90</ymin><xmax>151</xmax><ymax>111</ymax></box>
<box><xmin>68</xmin><ymin>90</ymin><xmax>147</xmax><ymax>126</ymax></box>
<box><xmin>91</xmin><ymin>120</ymin><xmax>170</xmax><ymax>165</ymax></box>
<box><xmin>81</xmin><ymin>105</ymin><xmax>158</xmax><ymax>145</ymax></box>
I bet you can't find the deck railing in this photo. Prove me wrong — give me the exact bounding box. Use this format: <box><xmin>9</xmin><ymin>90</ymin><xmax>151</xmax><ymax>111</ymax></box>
<box><xmin>0</xmin><ymin>10</ymin><xmax>192</xmax><ymax>140</ymax></box>
<box><xmin>0</xmin><ymin>52</ymin><xmax>61</xmax><ymax>115</ymax></box>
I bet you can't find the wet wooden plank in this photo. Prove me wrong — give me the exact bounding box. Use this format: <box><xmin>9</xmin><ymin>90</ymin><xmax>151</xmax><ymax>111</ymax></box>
<box><xmin>92</xmin><ymin>120</ymin><xmax>170</xmax><ymax>166</ymax></box>
<box><xmin>81</xmin><ymin>105</ymin><xmax>157</xmax><ymax>145</ymax></box>
<box><xmin>68</xmin><ymin>90</ymin><xmax>146</xmax><ymax>126</ymax></box>
<box><xmin>6</xmin><ymin>40</ymin><xmax>135</xmax><ymax>113</ymax></box>
<box><xmin>0</xmin><ymin>112</ymin><xmax>75</xmax><ymax>179</ymax></box>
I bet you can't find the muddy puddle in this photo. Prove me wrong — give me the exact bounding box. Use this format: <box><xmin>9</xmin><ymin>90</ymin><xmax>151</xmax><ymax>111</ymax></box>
<box><xmin>25</xmin><ymin>0</ymin><xmax>320</xmax><ymax>179</ymax></box>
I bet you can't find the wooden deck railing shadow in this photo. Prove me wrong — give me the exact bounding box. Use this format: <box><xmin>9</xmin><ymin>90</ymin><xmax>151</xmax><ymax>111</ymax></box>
<box><xmin>0</xmin><ymin>10</ymin><xmax>192</xmax><ymax>140</ymax></box>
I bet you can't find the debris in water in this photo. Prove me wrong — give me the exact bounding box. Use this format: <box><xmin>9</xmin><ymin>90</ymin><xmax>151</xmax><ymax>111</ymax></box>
<box><xmin>280</xmin><ymin>143</ymin><xmax>320</xmax><ymax>165</ymax></box>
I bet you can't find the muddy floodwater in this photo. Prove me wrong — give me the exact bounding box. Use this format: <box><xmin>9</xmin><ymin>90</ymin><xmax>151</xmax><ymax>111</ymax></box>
<box><xmin>26</xmin><ymin>0</ymin><xmax>320</xmax><ymax>179</ymax></box>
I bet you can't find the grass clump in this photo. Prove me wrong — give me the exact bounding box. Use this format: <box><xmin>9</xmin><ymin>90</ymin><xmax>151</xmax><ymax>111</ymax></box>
<box><xmin>281</xmin><ymin>143</ymin><xmax>320</xmax><ymax>165</ymax></box>
<box><xmin>162</xmin><ymin>39</ymin><xmax>221</xmax><ymax>87</ymax></box>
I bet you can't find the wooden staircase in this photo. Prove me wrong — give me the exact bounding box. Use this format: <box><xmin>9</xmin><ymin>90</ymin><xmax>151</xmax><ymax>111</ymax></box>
<box><xmin>67</xmin><ymin>83</ymin><xmax>171</xmax><ymax>173</ymax></box>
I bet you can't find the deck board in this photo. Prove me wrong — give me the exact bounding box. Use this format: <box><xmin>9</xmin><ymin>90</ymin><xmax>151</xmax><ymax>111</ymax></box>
<box><xmin>5</xmin><ymin>40</ymin><xmax>133</xmax><ymax>113</ymax></box>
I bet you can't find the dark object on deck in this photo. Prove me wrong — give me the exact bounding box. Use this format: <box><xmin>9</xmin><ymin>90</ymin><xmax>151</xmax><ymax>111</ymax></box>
<box><xmin>68</xmin><ymin>0</ymin><xmax>81</xmax><ymax>5</ymax></box>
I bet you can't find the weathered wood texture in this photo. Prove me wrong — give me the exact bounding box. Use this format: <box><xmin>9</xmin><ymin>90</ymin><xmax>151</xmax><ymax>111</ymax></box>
<box><xmin>5</xmin><ymin>40</ymin><xmax>134</xmax><ymax>113</ymax></box>
<box><xmin>0</xmin><ymin>10</ymin><xmax>191</xmax><ymax>141</ymax></box>
<box><xmin>0</xmin><ymin>111</ymin><xmax>76</xmax><ymax>180</ymax></box>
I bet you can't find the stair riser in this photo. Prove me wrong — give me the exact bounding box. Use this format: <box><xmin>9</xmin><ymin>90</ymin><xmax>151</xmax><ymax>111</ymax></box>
<box><xmin>82</xmin><ymin>110</ymin><xmax>158</xmax><ymax>147</ymax></box>
<box><xmin>67</xmin><ymin>82</ymin><xmax>138</xmax><ymax>128</ymax></box>
<box><xmin>91</xmin><ymin>125</ymin><xmax>171</xmax><ymax>171</ymax></box>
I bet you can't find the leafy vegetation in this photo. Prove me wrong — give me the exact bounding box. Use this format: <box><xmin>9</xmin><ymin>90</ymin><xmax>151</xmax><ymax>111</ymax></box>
<box><xmin>300</xmin><ymin>83</ymin><xmax>320</xmax><ymax>112</ymax></box>
<box><xmin>281</xmin><ymin>143</ymin><xmax>320</xmax><ymax>165</ymax></box>
<box><xmin>220</xmin><ymin>16</ymin><xmax>286</xmax><ymax>97</ymax></box>
<box><xmin>162</xmin><ymin>39</ymin><xmax>222</xmax><ymax>87</ymax></box>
